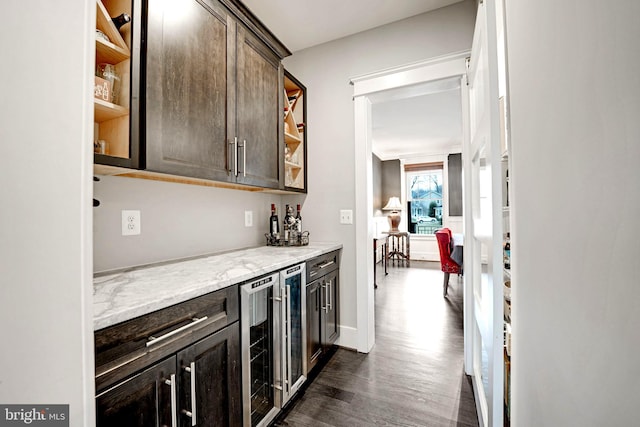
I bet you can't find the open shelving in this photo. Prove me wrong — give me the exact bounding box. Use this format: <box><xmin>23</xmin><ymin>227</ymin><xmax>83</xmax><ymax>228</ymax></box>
<box><xmin>94</xmin><ymin>0</ymin><xmax>132</xmax><ymax>160</ymax></box>
<box><xmin>283</xmin><ymin>71</ymin><xmax>306</xmax><ymax>192</ymax></box>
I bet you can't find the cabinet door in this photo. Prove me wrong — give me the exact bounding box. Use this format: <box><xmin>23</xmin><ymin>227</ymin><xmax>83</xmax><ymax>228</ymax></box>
<box><xmin>306</xmin><ymin>281</ymin><xmax>323</xmax><ymax>374</ymax></box>
<box><xmin>235</xmin><ymin>23</ymin><xmax>282</xmax><ymax>189</ymax></box>
<box><xmin>322</xmin><ymin>270</ymin><xmax>340</xmax><ymax>347</ymax></box>
<box><xmin>177</xmin><ymin>322</ymin><xmax>241</xmax><ymax>427</ymax></box>
<box><xmin>145</xmin><ymin>0</ymin><xmax>234</xmax><ymax>182</ymax></box>
<box><xmin>96</xmin><ymin>356</ymin><xmax>176</xmax><ymax>427</ymax></box>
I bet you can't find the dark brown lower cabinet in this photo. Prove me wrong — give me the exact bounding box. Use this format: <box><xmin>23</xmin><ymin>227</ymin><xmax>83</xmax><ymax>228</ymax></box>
<box><xmin>305</xmin><ymin>250</ymin><xmax>340</xmax><ymax>374</ymax></box>
<box><xmin>177</xmin><ymin>323</ymin><xmax>241</xmax><ymax>427</ymax></box>
<box><xmin>306</xmin><ymin>280</ymin><xmax>323</xmax><ymax>373</ymax></box>
<box><xmin>96</xmin><ymin>323</ymin><xmax>241</xmax><ymax>427</ymax></box>
<box><xmin>322</xmin><ymin>269</ymin><xmax>340</xmax><ymax>348</ymax></box>
<box><xmin>96</xmin><ymin>356</ymin><xmax>175</xmax><ymax>426</ymax></box>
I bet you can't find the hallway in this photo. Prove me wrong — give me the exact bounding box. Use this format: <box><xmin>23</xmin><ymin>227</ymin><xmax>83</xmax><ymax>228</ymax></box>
<box><xmin>277</xmin><ymin>261</ymin><xmax>478</xmax><ymax>426</ymax></box>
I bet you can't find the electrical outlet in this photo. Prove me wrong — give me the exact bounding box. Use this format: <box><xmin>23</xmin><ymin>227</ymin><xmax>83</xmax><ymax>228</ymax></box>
<box><xmin>121</xmin><ymin>210</ymin><xmax>141</xmax><ymax>236</ymax></box>
<box><xmin>340</xmin><ymin>209</ymin><xmax>353</xmax><ymax>224</ymax></box>
<box><xmin>244</xmin><ymin>210</ymin><xmax>253</xmax><ymax>227</ymax></box>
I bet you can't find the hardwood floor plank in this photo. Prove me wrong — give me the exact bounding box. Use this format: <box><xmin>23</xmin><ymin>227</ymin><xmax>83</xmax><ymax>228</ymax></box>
<box><xmin>276</xmin><ymin>261</ymin><xmax>478</xmax><ymax>427</ymax></box>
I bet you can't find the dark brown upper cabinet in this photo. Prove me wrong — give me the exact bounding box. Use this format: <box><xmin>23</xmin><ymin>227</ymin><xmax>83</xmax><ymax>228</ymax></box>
<box><xmin>234</xmin><ymin>23</ymin><xmax>283</xmax><ymax>189</ymax></box>
<box><xmin>94</xmin><ymin>0</ymin><xmax>290</xmax><ymax>190</ymax></box>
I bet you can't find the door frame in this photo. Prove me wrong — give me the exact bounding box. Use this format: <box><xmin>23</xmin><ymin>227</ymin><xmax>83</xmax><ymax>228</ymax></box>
<box><xmin>350</xmin><ymin>51</ymin><xmax>472</xmax><ymax>360</ymax></box>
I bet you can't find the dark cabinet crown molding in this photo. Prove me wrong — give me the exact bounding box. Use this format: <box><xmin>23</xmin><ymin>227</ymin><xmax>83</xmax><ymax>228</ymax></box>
<box><xmin>218</xmin><ymin>0</ymin><xmax>292</xmax><ymax>59</ymax></box>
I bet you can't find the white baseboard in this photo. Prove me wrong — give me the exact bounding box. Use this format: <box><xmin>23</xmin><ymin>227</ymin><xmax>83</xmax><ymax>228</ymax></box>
<box><xmin>410</xmin><ymin>250</ymin><xmax>440</xmax><ymax>262</ymax></box>
<box><xmin>336</xmin><ymin>325</ymin><xmax>358</xmax><ymax>350</ymax></box>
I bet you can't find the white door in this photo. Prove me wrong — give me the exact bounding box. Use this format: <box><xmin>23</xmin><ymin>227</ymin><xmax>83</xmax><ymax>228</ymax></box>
<box><xmin>465</xmin><ymin>0</ymin><xmax>504</xmax><ymax>426</ymax></box>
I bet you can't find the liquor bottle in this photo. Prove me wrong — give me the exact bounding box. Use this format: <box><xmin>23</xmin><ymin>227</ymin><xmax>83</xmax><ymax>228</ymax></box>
<box><xmin>295</xmin><ymin>204</ymin><xmax>302</xmax><ymax>233</ymax></box>
<box><xmin>269</xmin><ymin>204</ymin><xmax>279</xmax><ymax>237</ymax></box>
<box><xmin>283</xmin><ymin>204</ymin><xmax>292</xmax><ymax>240</ymax></box>
<box><xmin>111</xmin><ymin>13</ymin><xmax>131</xmax><ymax>30</ymax></box>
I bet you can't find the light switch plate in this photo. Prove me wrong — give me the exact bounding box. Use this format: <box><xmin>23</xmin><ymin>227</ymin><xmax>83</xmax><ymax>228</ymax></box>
<box><xmin>122</xmin><ymin>210</ymin><xmax>141</xmax><ymax>236</ymax></box>
<box><xmin>340</xmin><ymin>209</ymin><xmax>353</xmax><ymax>224</ymax></box>
<box><xmin>245</xmin><ymin>210</ymin><xmax>253</xmax><ymax>227</ymax></box>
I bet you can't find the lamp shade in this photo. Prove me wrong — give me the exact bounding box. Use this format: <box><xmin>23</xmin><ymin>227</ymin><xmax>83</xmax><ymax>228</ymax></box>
<box><xmin>383</xmin><ymin>197</ymin><xmax>402</xmax><ymax>212</ymax></box>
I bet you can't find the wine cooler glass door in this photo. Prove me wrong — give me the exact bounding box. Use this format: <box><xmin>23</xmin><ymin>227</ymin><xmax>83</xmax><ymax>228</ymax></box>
<box><xmin>280</xmin><ymin>263</ymin><xmax>306</xmax><ymax>404</ymax></box>
<box><xmin>241</xmin><ymin>273</ymin><xmax>281</xmax><ymax>427</ymax></box>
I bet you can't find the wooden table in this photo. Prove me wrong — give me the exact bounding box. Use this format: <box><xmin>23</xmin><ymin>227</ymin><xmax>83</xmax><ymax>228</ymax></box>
<box><xmin>373</xmin><ymin>234</ymin><xmax>389</xmax><ymax>288</ymax></box>
<box><xmin>386</xmin><ymin>231</ymin><xmax>410</xmax><ymax>267</ymax></box>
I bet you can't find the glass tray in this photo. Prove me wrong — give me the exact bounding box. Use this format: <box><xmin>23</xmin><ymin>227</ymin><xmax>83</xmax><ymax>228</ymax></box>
<box><xmin>265</xmin><ymin>231</ymin><xmax>309</xmax><ymax>247</ymax></box>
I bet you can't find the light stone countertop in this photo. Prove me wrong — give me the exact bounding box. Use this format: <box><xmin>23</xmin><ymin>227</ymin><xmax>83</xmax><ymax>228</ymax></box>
<box><xmin>93</xmin><ymin>242</ymin><xmax>342</xmax><ymax>330</ymax></box>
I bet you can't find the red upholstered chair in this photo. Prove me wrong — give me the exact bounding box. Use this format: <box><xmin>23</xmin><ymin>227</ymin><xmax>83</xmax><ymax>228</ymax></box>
<box><xmin>435</xmin><ymin>228</ymin><xmax>462</xmax><ymax>296</ymax></box>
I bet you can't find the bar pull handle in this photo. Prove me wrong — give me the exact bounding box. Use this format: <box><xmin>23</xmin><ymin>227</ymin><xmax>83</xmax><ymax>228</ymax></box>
<box><xmin>327</xmin><ymin>280</ymin><xmax>332</xmax><ymax>311</ymax></box>
<box><xmin>320</xmin><ymin>283</ymin><xmax>327</xmax><ymax>312</ymax></box>
<box><xmin>183</xmin><ymin>362</ymin><xmax>197</xmax><ymax>426</ymax></box>
<box><xmin>309</xmin><ymin>261</ymin><xmax>335</xmax><ymax>277</ymax></box>
<box><xmin>318</xmin><ymin>260</ymin><xmax>335</xmax><ymax>269</ymax></box>
<box><xmin>241</xmin><ymin>139</ymin><xmax>247</xmax><ymax>177</ymax></box>
<box><xmin>164</xmin><ymin>374</ymin><xmax>177</xmax><ymax>427</ymax></box>
<box><xmin>146</xmin><ymin>316</ymin><xmax>209</xmax><ymax>347</ymax></box>
<box><xmin>229</xmin><ymin>137</ymin><xmax>238</xmax><ymax>176</ymax></box>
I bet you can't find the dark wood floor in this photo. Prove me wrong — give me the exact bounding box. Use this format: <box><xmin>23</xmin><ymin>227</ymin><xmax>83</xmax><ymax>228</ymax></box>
<box><xmin>276</xmin><ymin>261</ymin><xmax>479</xmax><ymax>427</ymax></box>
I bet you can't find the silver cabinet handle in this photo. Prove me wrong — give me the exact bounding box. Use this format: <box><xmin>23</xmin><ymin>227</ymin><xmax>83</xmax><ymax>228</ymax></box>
<box><xmin>320</xmin><ymin>283</ymin><xmax>326</xmax><ymax>312</ymax></box>
<box><xmin>309</xmin><ymin>261</ymin><xmax>334</xmax><ymax>277</ymax></box>
<box><xmin>165</xmin><ymin>374</ymin><xmax>177</xmax><ymax>427</ymax></box>
<box><xmin>242</xmin><ymin>139</ymin><xmax>247</xmax><ymax>177</ymax></box>
<box><xmin>183</xmin><ymin>362</ymin><xmax>197</xmax><ymax>426</ymax></box>
<box><xmin>319</xmin><ymin>260</ymin><xmax>334</xmax><ymax>269</ymax></box>
<box><xmin>327</xmin><ymin>280</ymin><xmax>332</xmax><ymax>311</ymax></box>
<box><xmin>229</xmin><ymin>137</ymin><xmax>238</xmax><ymax>176</ymax></box>
<box><xmin>146</xmin><ymin>316</ymin><xmax>209</xmax><ymax>347</ymax></box>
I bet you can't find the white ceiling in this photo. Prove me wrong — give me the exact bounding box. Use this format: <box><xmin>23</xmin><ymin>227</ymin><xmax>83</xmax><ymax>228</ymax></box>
<box><xmin>241</xmin><ymin>0</ymin><xmax>466</xmax><ymax>160</ymax></box>
<box><xmin>371</xmin><ymin>78</ymin><xmax>463</xmax><ymax>160</ymax></box>
<box><xmin>242</xmin><ymin>0</ymin><xmax>463</xmax><ymax>52</ymax></box>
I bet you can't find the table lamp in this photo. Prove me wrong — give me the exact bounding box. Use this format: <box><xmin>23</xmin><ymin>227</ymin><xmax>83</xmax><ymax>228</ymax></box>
<box><xmin>383</xmin><ymin>196</ymin><xmax>403</xmax><ymax>232</ymax></box>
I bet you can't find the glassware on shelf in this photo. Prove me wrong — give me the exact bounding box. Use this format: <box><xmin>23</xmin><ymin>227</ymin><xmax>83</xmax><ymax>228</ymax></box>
<box><xmin>97</xmin><ymin>63</ymin><xmax>121</xmax><ymax>104</ymax></box>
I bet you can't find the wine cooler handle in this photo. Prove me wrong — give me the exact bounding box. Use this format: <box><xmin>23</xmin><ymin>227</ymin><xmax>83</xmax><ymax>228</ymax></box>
<box><xmin>164</xmin><ymin>374</ymin><xmax>177</xmax><ymax>427</ymax></box>
<box><xmin>286</xmin><ymin>285</ymin><xmax>292</xmax><ymax>393</ymax></box>
<box><xmin>183</xmin><ymin>362</ymin><xmax>197</xmax><ymax>426</ymax></box>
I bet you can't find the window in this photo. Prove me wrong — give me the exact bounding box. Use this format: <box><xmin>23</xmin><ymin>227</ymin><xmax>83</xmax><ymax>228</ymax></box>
<box><xmin>406</xmin><ymin>163</ymin><xmax>443</xmax><ymax>235</ymax></box>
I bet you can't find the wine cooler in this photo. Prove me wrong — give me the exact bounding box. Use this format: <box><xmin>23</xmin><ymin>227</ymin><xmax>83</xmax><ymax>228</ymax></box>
<box><xmin>241</xmin><ymin>272</ymin><xmax>282</xmax><ymax>427</ymax></box>
<box><xmin>279</xmin><ymin>263</ymin><xmax>306</xmax><ymax>404</ymax></box>
<box><xmin>240</xmin><ymin>263</ymin><xmax>307</xmax><ymax>426</ymax></box>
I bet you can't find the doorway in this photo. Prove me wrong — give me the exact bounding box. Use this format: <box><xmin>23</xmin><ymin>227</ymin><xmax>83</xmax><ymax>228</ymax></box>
<box><xmin>351</xmin><ymin>51</ymin><xmax>472</xmax><ymax>364</ymax></box>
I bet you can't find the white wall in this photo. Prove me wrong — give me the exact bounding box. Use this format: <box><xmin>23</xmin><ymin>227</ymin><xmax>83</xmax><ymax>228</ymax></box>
<box><xmin>506</xmin><ymin>1</ymin><xmax>640</xmax><ymax>425</ymax></box>
<box><xmin>283</xmin><ymin>0</ymin><xmax>476</xmax><ymax>345</ymax></box>
<box><xmin>0</xmin><ymin>1</ymin><xmax>95</xmax><ymax>425</ymax></box>
<box><xmin>94</xmin><ymin>176</ymin><xmax>283</xmax><ymax>272</ymax></box>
